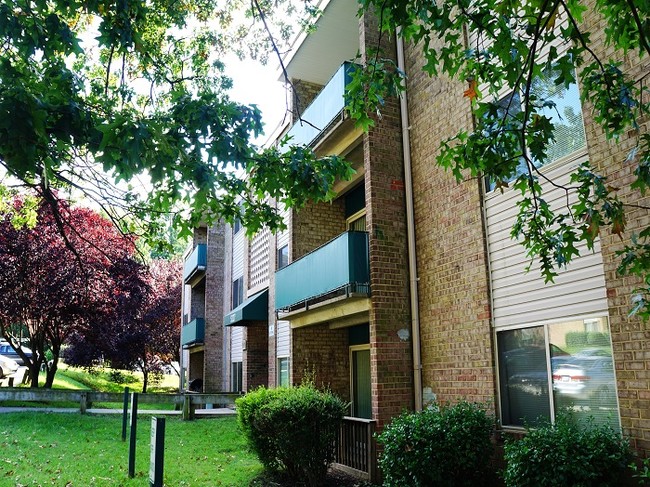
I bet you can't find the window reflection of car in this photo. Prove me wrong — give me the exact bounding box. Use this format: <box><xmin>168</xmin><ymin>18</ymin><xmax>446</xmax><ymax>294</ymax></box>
<box><xmin>552</xmin><ymin>356</ymin><xmax>616</xmax><ymax>404</ymax></box>
<box><xmin>502</xmin><ymin>346</ymin><xmax>549</xmax><ymax>397</ymax></box>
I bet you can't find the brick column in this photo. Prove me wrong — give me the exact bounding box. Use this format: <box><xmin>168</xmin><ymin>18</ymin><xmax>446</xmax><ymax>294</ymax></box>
<box><xmin>243</xmin><ymin>321</ymin><xmax>269</xmax><ymax>391</ymax></box>
<box><xmin>402</xmin><ymin>26</ymin><xmax>495</xmax><ymax>408</ymax></box>
<box><xmin>268</xmin><ymin>220</ymin><xmax>278</xmax><ymax>387</ymax></box>
<box><xmin>579</xmin><ymin>2</ymin><xmax>650</xmax><ymax>454</ymax></box>
<box><xmin>203</xmin><ymin>224</ymin><xmax>226</xmax><ymax>392</ymax></box>
<box><xmin>360</xmin><ymin>9</ymin><xmax>414</xmax><ymax>429</ymax></box>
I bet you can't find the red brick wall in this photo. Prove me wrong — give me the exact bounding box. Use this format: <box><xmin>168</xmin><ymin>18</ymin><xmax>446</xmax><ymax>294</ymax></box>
<box><xmin>244</xmin><ymin>321</ymin><xmax>269</xmax><ymax>392</ymax></box>
<box><xmin>291</xmin><ymin>200</ymin><xmax>346</xmax><ymax>260</ymax></box>
<box><xmin>203</xmin><ymin>224</ymin><xmax>226</xmax><ymax>392</ymax></box>
<box><xmin>291</xmin><ymin>323</ymin><xmax>350</xmax><ymax>403</ymax></box>
<box><xmin>579</xmin><ymin>4</ymin><xmax>650</xmax><ymax>454</ymax></box>
<box><xmin>403</xmin><ymin>43</ymin><xmax>496</xmax><ymax>408</ymax></box>
<box><xmin>268</xmin><ymin>225</ymin><xmax>278</xmax><ymax>387</ymax></box>
<box><xmin>361</xmin><ymin>10</ymin><xmax>414</xmax><ymax>430</ymax></box>
<box><xmin>292</xmin><ymin>79</ymin><xmax>323</xmax><ymax>121</ymax></box>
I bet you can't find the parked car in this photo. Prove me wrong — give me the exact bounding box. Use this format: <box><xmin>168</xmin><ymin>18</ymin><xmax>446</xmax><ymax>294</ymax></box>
<box><xmin>552</xmin><ymin>356</ymin><xmax>616</xmax><ymax>405</ymax></box>
<box><xmin>0</xmin><ymin>354</ymin><xmax>19</xmax><ymax>379</ymax></box>
<box><xmin>0</xmin><ymin>341</ymin><xmax>32</xmax><ymax>366</ymax></box>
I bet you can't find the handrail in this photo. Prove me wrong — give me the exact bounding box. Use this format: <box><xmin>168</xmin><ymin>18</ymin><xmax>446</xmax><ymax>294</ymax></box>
<box><xmin>334</xmin><ymin>416</ymin><xmax>378</xmax><ymax>482</ymax></box>
<box><xmin>0</xmin><ymin>388</ymin><xmax>241</xmax><ymax>419</ymax></box>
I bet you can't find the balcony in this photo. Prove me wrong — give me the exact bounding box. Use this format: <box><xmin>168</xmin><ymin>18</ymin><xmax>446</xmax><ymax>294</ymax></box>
<box><xmin>286</xmin><ymin>62</ymin><xmax>356</xmax><ymax>148</ymax></box>
<box><xmin>181</xmin><ymin>318</ymin><xmax>205</xmax><ymax>347</ymax></box>
<box><xmin>275</xmin><ymin>231</ymin><xmax>370</xmax><ymax>314</ymax></box>
<box><xmin>183</xmin><ymin>244</ymin><xmax>206</xmax><ymax>285</ymax></box>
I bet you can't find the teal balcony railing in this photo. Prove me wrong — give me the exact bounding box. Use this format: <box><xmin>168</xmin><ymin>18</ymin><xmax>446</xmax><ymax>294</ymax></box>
<box><xmin>286</xmin><ymin>62</ymin><xmax>356</xmax><ymax>147</ymax></box>
<box><xmin>183</xmin><ymin>244</ymin><xmax>207</xmax><ymax>284</ymax></box>
<box><xmin>275</xmin><ymin>231</ymin><xmax>370</xmax><ymax>311</ymax></box>
<box><xmin>181</xmin><ymin>318</ymin><xmax>205</xmax><ymax>347</ymax></box>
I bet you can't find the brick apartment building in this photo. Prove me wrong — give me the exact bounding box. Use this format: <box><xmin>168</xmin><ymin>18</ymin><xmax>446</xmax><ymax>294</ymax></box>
<box><xmin>180</xmin><ymin>0</ymin><xmax>650</xmax><ymax>470</ymax></box>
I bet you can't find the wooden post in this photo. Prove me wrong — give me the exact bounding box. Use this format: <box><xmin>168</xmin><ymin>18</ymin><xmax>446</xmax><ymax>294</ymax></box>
<box><xmin>182</xmin><ymin>394</ymin><xmax>195</xmax><ymax>421</ymax></box>
<box><xmin>80</xmin><ymin>392</ymin><xmax>87</xmax><ymax>414</ymax></box>
<box><xmin>128</xmin><ymin>393</ymin><xmax>138</xmax><ymax>478</ymax></box>
<box><xmin>368</xmin><ymin>421</ymin><xmax>378</xmax><ymax>483</ymax></box>
<box><xmin>149</xmin><ymin>417</ymin><xmax>166</xmax><ymax>487</ymax></box>
<box><xmin>121</xmin><ymin>387</ymin><xmax>130</xmax><ymax>441</ymax></box>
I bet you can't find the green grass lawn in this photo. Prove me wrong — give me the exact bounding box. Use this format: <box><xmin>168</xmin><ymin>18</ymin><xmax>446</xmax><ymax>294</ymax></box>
<box><xmin>0</xmin><ymin>413</ymin><xmax>263</xmax><ymax>486</ymax></box>
<box><xmin>51</xmin><ymin>364</ymin><xmax>180</xmax><ymax>393</ymax></box>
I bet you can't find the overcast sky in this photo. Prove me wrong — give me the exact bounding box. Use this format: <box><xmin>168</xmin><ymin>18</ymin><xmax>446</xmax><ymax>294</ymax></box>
<box><xmin>226</xmin><ymin>55</ymin><xmax>290</xmax><ymax>147</ymax></box>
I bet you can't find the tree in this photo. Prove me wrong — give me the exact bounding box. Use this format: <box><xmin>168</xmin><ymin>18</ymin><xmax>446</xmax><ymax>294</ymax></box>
<box><xmin>348</xmin><ymin>0</ymin><xmax>650</xmax><ymax>316</ymax></box>
<box><xmin>65</xmin><ymin>259</ymin><xmax>182</xmax><ymax>393</ymax></box>
<box><xmin>0</xmin><ymin>0</ymin><xmax>353</xmax><ymax>250</ymax></box>
<box><xmin>0</xmin><ymin>195</ymin><xmax>143</xmax><ymax>387</ymax></box>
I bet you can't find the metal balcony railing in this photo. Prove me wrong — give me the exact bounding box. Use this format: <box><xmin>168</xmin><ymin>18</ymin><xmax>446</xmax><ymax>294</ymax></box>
<box><xmin>183</xmin><ymin>244</ymin><xmax>207</xmax><ymax>284</ymax></box>
<box><xmin>275</xmin><ymin>231</ymin><xmax>369</xmax><ymax>312</ymax></box>
<box><xmin>181</xmin><ymin>318</ymin><xmax>205</xmax><ymax>347</ymax></box>
<box><xmin>286</xmin><ymin>62</ymin><xmax>356</xmax><ymax>147</ymax></box>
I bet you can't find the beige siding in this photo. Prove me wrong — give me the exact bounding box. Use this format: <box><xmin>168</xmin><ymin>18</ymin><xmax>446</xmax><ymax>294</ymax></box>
<box><xmin>485</xmin><ymin>155</ymin><xmax>609</xmax><ymax>328</ymax></box>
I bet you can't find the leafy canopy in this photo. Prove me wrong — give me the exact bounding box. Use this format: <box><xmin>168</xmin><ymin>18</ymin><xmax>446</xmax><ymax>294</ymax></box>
<box><xmin>350</xmin><ymin>0</ymin><xmax>650</xmax><ymax>316</ymax></box>
<box><xmin>0</xmin><ymin>0</ymin><xmax>353</xmax><ymax>248</ymax></box>
<box><xmin>0</xmin><ymin>195</ymin><xmax>145</xmax><ymax>388</ymax></box>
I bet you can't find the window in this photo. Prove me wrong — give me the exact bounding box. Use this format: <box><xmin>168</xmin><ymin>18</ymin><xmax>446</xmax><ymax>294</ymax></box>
<box><xmin>497</xmin><ymin>316</ymin><xmax>618</xmax><ymax>430</ymax></box>
<box><xmin>277</xmin><ymin>245</ymin><xmax>289</xmax><ymax>270</ymax></box>
<box><xmin>232</xmin><ymin>277</ymin><xmax>244</xmax><ymax>309</ymax></box>
<box><xmin>486</xmin><ymin>67</ymin><xmax>586</xmax><ymax>191</ymax></box>
<box><xmin>231</xmin><ymin>362</ymin><xmax>243</xmax><ymax>392</ymax></box>
<box><xmin>347</xmin><ymin>212</ymin><xmax>367</xmax><ymax>232</ymax></box>
<box><xmin>233</xmin><ymin>217</ymin><xmax>242</xmax><ymax>235</ymax></box>
<box><xmin>277</xmin><ymin>357</ymin><xmax>289</xmax><ymax>387</ymax></box>
<box><xmin>233</xmin><ymin>201</ymin><xmax>245</xmax><ymax>234</ymax></box>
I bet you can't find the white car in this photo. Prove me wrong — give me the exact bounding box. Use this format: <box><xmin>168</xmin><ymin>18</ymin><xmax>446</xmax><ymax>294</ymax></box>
<box><xmin>0</xmin><ymin>354</ymin><xmax>19</xmax><ymax>378</ymax></box>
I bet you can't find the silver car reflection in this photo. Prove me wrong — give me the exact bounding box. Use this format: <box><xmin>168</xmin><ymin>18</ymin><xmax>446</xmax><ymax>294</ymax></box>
<box><xmin>552</xmin><ymin>356</ymin><xmax>616</xmax><ymax>404</ymax></box>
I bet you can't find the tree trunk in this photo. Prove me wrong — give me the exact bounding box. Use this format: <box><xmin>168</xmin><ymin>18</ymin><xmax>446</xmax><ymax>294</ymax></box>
<box><xmin>44</xmin><ymin>361</ymin><xmax>58</xmax><ymax>389</ymax></box>
<box><xmin>43</xmin><ymin>345</ymin><xmax>60</xmax><ymax>388</ymax></box>
<box><xmin>28</xmin><ymin>363</ymin><xmax>40</xmax><ymax>388</ymax></box>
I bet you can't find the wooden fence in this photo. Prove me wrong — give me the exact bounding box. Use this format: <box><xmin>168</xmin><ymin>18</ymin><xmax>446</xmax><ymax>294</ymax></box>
<box><xmin>333</xmin><ymin>416</ymin><xmax>378</xmax><ymax>482</ymax></box>
<box><xmin>0</xmin><ymin>388</ymin><xmax>241</xmax><ymax>420</ymax></box>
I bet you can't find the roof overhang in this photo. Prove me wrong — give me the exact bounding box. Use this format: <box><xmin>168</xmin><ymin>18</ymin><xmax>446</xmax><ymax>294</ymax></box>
<box><xmin>280</xmin><ymin>295</ymin><xmax>370</xmax><ymax>329</ymax></box>
<box><xmin>224</xmin><ymin>289</ymin><xmax>269</xmax><ymax>326</ymax></box>
<box><xmin>280</xmin><ymin>0</ymin><xmax>360</xmax><ymax>85</ymax></box>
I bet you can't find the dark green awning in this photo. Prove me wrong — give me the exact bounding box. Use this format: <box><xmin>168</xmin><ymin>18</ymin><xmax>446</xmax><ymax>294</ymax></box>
<box><xmin>224</xmin><ymin>289</ymin><xmax>268</xmax><ymax>326</ymax></box>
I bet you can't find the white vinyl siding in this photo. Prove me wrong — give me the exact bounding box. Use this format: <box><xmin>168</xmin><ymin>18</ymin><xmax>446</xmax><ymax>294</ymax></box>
<box><xmin>249</xmin><ymin>229</ymin><xmax>270</xmax><ymax>291</ymax></box>
<box><xmin>232</xmin><ymin>229</ymin><xmax>245</xmax><ymax>281</ymax></box>
<box><xmin>182</xmin><ymin>285</ymin><xmax>191</xmax><ymax>322</ymax></box>
<box><xmin>486</xmin><ymin>156</ymin><xmax>609</xmax><ymax>329</ymax></box>
<box><xmin>231</xmin><ymin>327</ymin><xmax>243</xmax><ymax>362</ymax></box>
<box><xmin>277</xmin><ymin>320</ymin><xmax>291</xmax><ymax>358</ymax></box>
<box><xmin>276</xmin><ymin>204</ymin><xmax>291</xmax><ymax>251</ymax></box>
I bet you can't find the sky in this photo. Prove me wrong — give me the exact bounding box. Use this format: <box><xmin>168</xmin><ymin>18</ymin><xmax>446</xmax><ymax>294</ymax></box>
<box><xmin>225</xmin><ymin>55</ymin><xmax>291</xmax><ymax>147</ymax></box>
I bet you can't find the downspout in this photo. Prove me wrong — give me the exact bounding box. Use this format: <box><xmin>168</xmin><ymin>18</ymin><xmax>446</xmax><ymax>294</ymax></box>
<box><xmin>396</xmin><ymin>31</ymin><xmax>423</xmax><ymax>412</ymax></box>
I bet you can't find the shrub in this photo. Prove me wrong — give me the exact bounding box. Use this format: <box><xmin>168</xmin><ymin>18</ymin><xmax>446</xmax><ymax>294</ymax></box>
<box><xmin>236</xmin><ymin>383</ymin><xmax>348</xmax><ymax>486</ymax></box>
<box><xmin>565</xmin><ymin>331</ymin><xmax>611</xmax><ymax>349</ymax></box>
<box><xmin>377</xmin><ymin>401</ymin><xmax>495</xmax><ymax>487</ymax></box>
<box><xmin>503</xmin><ymin>415</ymin><xmax>633</xmax><ymax>487</ymax></box>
